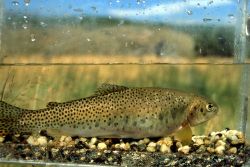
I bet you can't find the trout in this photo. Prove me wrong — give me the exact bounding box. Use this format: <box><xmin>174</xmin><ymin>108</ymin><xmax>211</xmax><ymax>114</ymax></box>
<box><xmin>0</xmin><ymin>84</ymin><xmax>218</xmax><ymax>139</ymax></box>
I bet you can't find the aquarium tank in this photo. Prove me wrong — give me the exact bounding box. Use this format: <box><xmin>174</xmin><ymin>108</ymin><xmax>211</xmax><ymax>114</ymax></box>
<box><xmin>0</xmin><ymin>0</ymin><xmax>249</xmax><ymax>166</ymax></box>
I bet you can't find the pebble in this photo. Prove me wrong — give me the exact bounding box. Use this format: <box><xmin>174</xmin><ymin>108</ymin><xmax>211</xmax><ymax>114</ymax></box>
<box><xmin>80</xmin><ymin>137</ymin><xmax>87</xmax><ymax>142</ymax></box>
<box><xmin>0</xmin><ymin>136</ymin><xmax>4</xmax><ymax>143</ymax></box>
<box><xmin>90</xmin><ymin>137</ymin><xmax>97</xmax><ymax>145</ymax></box>
<box><xmin>228</xmin><ymin>147</ymin><xmax>237</xmax><ymax>154</ymax></box>
<box><xmin>146</xmin><ymin>146</ymin><xmax>156</xmax><ymax>152</ymax></box>
<box><xmin>207</xmin><ymin>147</ymin><xmax>215</xmax><ymax>153</ymax></box>
<box><xmin>143</xmin><ymin>138</ymin><xmax>150</xmax><ymax>143</ymax></box>
<box><xmin>215</xmin><ymin>140</ymin><xmax>226</xmax><ymax>147</ymax></box>
<box><xmin>27</xmin><ymin>136</ymin><xmax>38</xmax><ymax>146</ymax></box>
<box><xmin>148</xmin><ymin>142</ymin><xmax>156</xmax><ymax>147</ymax></box>
<box><xmin>59</xmin><ymin>136</ymin><xmax>67</xmax><ymax>142</ymax></box>
<box><xmin>215</xmin><ymin>145</ymin><xmax>225</xmax><ymax>155</ymax></box>
<box><xmin>37</xmin><ymin>136</ymin><xmax>48</xmax><ymax>146</ymax></box>
<box><xmin>97</xmin><ymin>142</ymin><xmax>107</xmax><ymax>150</ymax></box>
<box><xmin>89</xmin><ymin>144</ymin><xmax>96</xmax><ymax>149</ymax></box>
<box><xmin>146</xmin><ymin>142</ymin><xmax>157</xmax><ymax>152</ymax></box>
<box><xmin>120</xmin><ymin>142</ymin><xmax>130</xmax><ymax>151</ymax></box>
<box><xmin>204</xmin><ymin>139</ymin><xmax>211</xmax><ymax>145</ymax></box>
<box><xmin>178</xmin><ymin>145</ymin><xmax>190</xmax><ymax>154</ymax></box>
<box><xmin>157</xmin><ymin>137</ymin><xmax>173</xmax><ymax>146</ymax></box>
<box><xmin>64</xmin><ymin>136</ymin><xmax>72</xmax><ymax>143</ymax></box>
<box><xmin>192</xmin><ymin>136</ymin><xmax>205</xmax><ymax>146</ymax></box>
<box><xmin>160</xmin><ymin>144</ymin><xmax>171</xmax><ymax>153</ymax></box>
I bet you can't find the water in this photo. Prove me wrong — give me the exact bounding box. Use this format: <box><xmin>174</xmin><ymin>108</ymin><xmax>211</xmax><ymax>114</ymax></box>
<box><xmin>0</xmin><ymin>63</ymin><xmax>248</xmax><ymax>136</ymax></box>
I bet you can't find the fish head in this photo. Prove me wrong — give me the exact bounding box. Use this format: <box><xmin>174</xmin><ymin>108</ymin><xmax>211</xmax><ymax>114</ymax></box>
<box><xmin>187</xmin><ymin>96</ymin><xmax>218</xmax><ymax>126</ymax></box>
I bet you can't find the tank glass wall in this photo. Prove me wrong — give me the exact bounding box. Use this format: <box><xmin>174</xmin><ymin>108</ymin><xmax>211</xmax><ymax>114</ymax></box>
<box><xmin>0</xmin><ymin>0</ymin><xmax>249</xmax><ymax>141</ymax></box>
<box><xmin>1</xmin><ymin>0</ymin><xmax>248</xmax><ymax>63</ymax></box>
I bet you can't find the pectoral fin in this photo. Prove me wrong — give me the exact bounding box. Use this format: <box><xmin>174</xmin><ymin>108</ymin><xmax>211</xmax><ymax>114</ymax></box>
<box><xmin>172</xmin><ymin>124</ymin><xmax>192</xmax><ymax>145</ymax></box>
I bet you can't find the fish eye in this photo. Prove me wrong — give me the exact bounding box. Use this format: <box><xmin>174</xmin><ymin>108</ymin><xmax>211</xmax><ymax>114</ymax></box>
<box><xmin>206</xmin><ymin>103</ymin><xmax>215</xmax><ymax>112</ymax></box>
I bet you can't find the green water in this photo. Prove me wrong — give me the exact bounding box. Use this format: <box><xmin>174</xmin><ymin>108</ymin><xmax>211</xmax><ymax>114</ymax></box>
<box><xmin>0</xmin><ymin>64</ymin><xmax>249</xmax><ymax>136</ymax></box>
<box><xmin>0</xmin><ymin>63</ymin><xmax>249</xmax><ymax>166</ymax></box>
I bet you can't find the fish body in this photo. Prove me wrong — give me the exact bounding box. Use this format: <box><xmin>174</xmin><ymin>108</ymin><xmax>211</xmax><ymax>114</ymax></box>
<box><xmin>0</xmin><ymin>84</ymin><xmax>218</xmax><ymax>138</ymax></box>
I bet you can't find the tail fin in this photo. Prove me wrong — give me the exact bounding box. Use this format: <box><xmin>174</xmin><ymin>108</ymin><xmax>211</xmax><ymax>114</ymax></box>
<box><xmin>0</xmin><ymin>101</ymin><xmax>23</xmax><ymax>136</ymax></box>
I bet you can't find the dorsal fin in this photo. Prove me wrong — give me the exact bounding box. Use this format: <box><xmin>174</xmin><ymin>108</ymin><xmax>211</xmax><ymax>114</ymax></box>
<box><xmin>46</xmin><ymin>102</ymin><xmax>60</xmax><ymax>108</ymax></box>
<box><xmin>94</xmin><ymin>83</ymin><xmax>128</xmax><ymax>96</ymax></box>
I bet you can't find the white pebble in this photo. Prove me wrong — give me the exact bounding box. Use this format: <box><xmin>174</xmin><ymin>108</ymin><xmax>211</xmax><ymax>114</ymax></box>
<box><xmin>215</xmin><ymin>145</ymin><xmax>225</xmax><ymax>155</ymax></box>
<box><xmin>120</xmin><ymin>142</ymin><xmax>130</xmax><ymax>151</ymax></box>
<box><xmin>228</xmin><ymin>147</ymin><xmax>237</xmax><ymax>154</ymax></box>
<box><xmin>89</xmin><ymin>144</ymin><xmax>96</xmax><ymax>149</ymax></box>
<box><xmin>27</xmin><ymin>136</ymin><xmax>39</xmax><ymax>146</ymax></box>
<box><xmin>90</xmin><ymin>137</ymin><xmax>97</xmax><ymax>145</ymax></box>
<box><xmin>37</xmin><ymin>136</ymin><xmax>47</xmax><ymax>146</ymax></box>
<box><xmin>60</xmin><ymin>136</ymin><xmax>67</xmax><ymax>142</ymax></box>
<box><xmin>146</xmin><ymin>146</ymin><xmax>156</xmax><ymax>152</ymax></box>
<box><xmin>143</xmin><ymin>138</ymin><xmax>150</xmax><ymax>144</ymax></box>
<box><xmin>148</xmin><ymin>142</ymin><xmax>156</xmax><ymax>147</ymax></box>
<box><xmin>236</xmin><ymin>132</ymin><xmax>244</xmax><ymax>139</ymax></box>
<box><xmin>193</xmin><ymin>138</ymin><xmax>204</xmax><ymax>146</ymax></box>
<box><xmin>80</xmin><ymin>137</ymin><xmax>87</xmax><ymax>142</ymax></box>
<box><xmin>207</xmin><ymin>147</ymin><xmax>215</xmax><ymax>153</ymax></box>
<box><xmin>215</xmin><ymin>140</ymin><xmax>226</xmax><ymax>147</ymax></box>
<box><xmin>178</xmin><ymin>145</ymin><xmax>190</xmax><ymax>154</ymax></box>
<box><xmin>0</xmin><ymin>137</ymin><xmax>4</xmax><ymax>143</ymax></box>
<box><xmin>51</xmin><ymin>148</ymin><xmax>59</xmax><ymax>153</ymax></box>
<box><xmin>158</xmin><ymin>137</ymin><xmax>173</xmax><ymax>146</ymax></box>
<box><xmin>97</xmin><ymin>142</ymin><xmax>107</xmax><ymax>150</ymax></box>
<box><xmin>114</xmin><ymin>144</ymin><xmax>120</xmax><ymax>149</ymax></box>
<box><xmin>64</xmin><ymin>136</ymin><xmax>72</xmax><ymax>143</ymax></box>
<box><xmin>160</xmin><ymin>144</ymin><xmax>171</xmax><ymax>153</ymax></box>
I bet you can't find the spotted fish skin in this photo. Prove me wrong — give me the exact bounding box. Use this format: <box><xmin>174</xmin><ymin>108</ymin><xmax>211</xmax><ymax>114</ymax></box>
<box><xmin>0</xmin><ymin>84</ymin><xmax>218</xmax><ymax>138</ymax></box>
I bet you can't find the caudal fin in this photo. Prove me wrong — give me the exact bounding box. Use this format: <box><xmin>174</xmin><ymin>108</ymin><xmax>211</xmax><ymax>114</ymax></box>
<box><xmin>0</xmin><ymin>101</ymin><xmax>23</xmax><ymax>136</ymax></box>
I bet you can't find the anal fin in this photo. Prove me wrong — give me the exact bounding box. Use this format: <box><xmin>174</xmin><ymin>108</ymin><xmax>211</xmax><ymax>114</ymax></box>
<box><xmin>172</xmin><ymin>124</ymin><xmax>192</xmax><ymax>145</ymax></box>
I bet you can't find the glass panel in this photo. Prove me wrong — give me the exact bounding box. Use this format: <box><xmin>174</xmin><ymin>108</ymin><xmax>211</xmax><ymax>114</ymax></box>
<box><xmin>0</xmin><ymin>0</ymin><xmax>245</xmax><ymax>64</ymax></box>
<box><xmin>0</xmin><ymin>0</ymin><xmax>249</xmax><ymax>166</ymax></box>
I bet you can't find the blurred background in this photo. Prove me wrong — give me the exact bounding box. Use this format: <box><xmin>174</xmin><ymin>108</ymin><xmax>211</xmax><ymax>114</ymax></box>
<box><xmin>0</xmin><ymin>0</ymin><xmax>250</xmax><ymax>63</ymax></box>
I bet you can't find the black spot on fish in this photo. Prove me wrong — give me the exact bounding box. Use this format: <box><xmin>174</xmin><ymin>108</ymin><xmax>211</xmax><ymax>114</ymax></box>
<box><xmin>170</xmin><ymin>109</ymin><xmax>177</xmax><ymax>120</ymax></box>
<box><xmin>158</xmin><ymin>112</ymin><xmax>164</xmax><ymax>121</ymax></box>
<box><xmin>133</xmin><ymin>121</ymin><xmax>137</xmax><ymax>126</ymax></box>
<box><xmin>95</xmin><ymin>122</ymin><xmax>99</xmax><ymax>127</ymax></box>
<box><xmin>165</xmin><ymin>117</ymin><xmax>169</xmax><ymax>124</ymax></box>
<box><xmin>125</xmin><ymin>115</ymin><xmax>129</xmax><ymax>123</ymax></box>
<box><xmin>140</xmin><ymin>119</ymin><xmax>145</xmax><ymax>123</ymax></box>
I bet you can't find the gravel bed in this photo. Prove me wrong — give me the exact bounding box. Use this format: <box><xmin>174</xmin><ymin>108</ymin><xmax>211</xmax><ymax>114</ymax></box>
<box><xmin>0</xmin><ymin>129</ymin><xmax>249</xmax><ymax>166</ymax></box>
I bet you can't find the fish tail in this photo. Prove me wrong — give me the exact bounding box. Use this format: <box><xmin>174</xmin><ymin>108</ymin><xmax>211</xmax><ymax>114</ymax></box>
<box><xmin>0</xmin><ymin>101</ymin><xmax>22</xmax><ymax>136</ymax></box>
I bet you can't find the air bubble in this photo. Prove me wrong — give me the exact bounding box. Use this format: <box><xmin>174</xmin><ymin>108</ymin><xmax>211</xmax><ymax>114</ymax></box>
<box><xmin>40</xmin><ymin>22</ymin><xmax>47</xmax><ymax>27</ymax></box>
<box><xmin>203</xmin><ymin>18</ymin><xmax>212</xmax><ymax>22</ymax></box>
<box><xmin>22</xmin><ymin>24</ymin><xmax>28</xmax><ymax>29</ymax></box>
<box><xmin>228</xmin><ymin>14</ymin><xmax>234</xmax><ymax>19</ymax></box>
<box><xmin>12</xmin><ymin>1</ymin><xmax>19</xmax><ymax>6</ymax></box>
<box><xmin>86</xmin><ymin>38</ymin><xmax>91</xmax><ymax>42</ymax></box>
<box><xmin>24</xmin><ymin>0</ymin><xmax>30</xmax><ymax>6</ymax></box>
<box><xmin>31</xmin><ymin>34</ymin><xmax>36</xmax><ymax>42</ymax></box>
<box><xmin>73</xmin><ymin>8</ymin><xmax>83</xmax><ymax>12</ymax></box>
<box><xmin>186</xmin><ymin>10</ymin><xmax>193</xmax><ymax>15</ymax></box>
<box><xmin>208</xmin><ymin>0</ymin><xmax>213</xmax><ymax>5</ymax></box>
